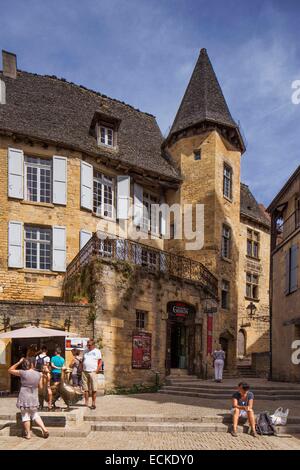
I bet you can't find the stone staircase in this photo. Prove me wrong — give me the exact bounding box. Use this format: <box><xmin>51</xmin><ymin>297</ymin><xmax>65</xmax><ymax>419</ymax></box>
<box><xmin>223</xmin><ymin>365</ymin><xmax>260</xmax><ymax>379</ymax></box>
<box><xmin>1</xmin><ymin>406</ymin><xmax>300</xmax><ymax>437</ymax></box>
<box><xmin>159</xmin><ymin>375</ymin><xmax>300</xmax><ymax>400</ymax></box>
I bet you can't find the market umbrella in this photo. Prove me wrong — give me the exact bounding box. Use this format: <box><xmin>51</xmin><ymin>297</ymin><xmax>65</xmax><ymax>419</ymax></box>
<box><xmin>0</xmin><ymin>326</ymin><xmax>78</xmax><ymax>339</ymax></box>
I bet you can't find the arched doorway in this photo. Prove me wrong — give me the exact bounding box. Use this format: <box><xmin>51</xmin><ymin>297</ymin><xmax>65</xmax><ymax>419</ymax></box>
<box><xmin>237</xmin><ymin>329</ymin><xmax>246</xmax><ymax>358</ymax></box>
<box><xmin>166</xmin><ymin>301</ymin><xmax>196</xmax><ymax>375</ymax></box>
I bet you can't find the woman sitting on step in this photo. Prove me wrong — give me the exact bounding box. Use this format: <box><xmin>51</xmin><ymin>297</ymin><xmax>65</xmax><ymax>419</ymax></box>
<box><xmin>230</xmin><ymin>382</ymin><xmax>257</xmax><ymax>438</ymax></box>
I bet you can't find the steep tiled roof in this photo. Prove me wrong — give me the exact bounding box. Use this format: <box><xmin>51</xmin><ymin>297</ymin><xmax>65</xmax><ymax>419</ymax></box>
<box><xmin>0</xmin><ymin>70</ymin><xmax>179</xmax><ymax>181</ymax></box>
<box><xmin>168</xmin><ymin>49</ymin><xmax>244</xmax><ymax>151</ymax></box>
<box><xmin>240</xmin><ymin>183</ymin><xmax>270</xmax><ymax>228</ymax></box>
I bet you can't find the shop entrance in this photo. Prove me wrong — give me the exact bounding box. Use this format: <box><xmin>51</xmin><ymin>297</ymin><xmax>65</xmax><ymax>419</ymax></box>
<box><xmin>11</xmin><ymin>336</ymin><xmax>65</xmax><ymax>393</ymax></box>
<box><xmin>170</xmin><ymin>323</ymin><xmax>187</xmax><ymax>369</ymax></box>
<box><xmin>166</xmin><ymin>302</ymin><xmax>196</xmax><ymax>375</ymax></box>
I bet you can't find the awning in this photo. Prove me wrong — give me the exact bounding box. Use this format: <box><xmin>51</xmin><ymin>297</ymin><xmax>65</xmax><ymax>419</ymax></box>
<box><xmin>0</xmin><ymin>326</ymin><xmax>78</xmax><ymax>339</ymax></box>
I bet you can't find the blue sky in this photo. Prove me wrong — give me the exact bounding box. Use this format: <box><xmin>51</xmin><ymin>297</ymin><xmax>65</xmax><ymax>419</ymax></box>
<box><xmin>1</xmin><ymin>0</ymin><xmax>300</xmax><ymax>206</ymax></box>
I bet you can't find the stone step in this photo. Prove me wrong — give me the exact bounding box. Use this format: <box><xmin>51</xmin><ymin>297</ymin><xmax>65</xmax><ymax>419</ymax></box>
<box><xmin>89</xmin><ymin>421</ymin><xmax>299</xmax><ymax>435</ymax></box>
<box><xmin>2</xmin><ymin>422</ymin><xmax>91</xmax><ymax>438</ymax></box>
<box><xmin>84</xmin><ymin>414</ymin><xmax>300</xmax><ymax>425</ymax></box>
<box><xmin>158</xmin><ymin>389</ymin><xmax>300</xmax><ymax>400</ymax></box>
<box><xmin>162</xmin><ymin>385</ymin><xmax>300</xmax><ymax>395</ymax></box>
<box><xmin>164</xmin><ymin>381</ymin><xmax>300</xmax><ymax>391</ymax></box>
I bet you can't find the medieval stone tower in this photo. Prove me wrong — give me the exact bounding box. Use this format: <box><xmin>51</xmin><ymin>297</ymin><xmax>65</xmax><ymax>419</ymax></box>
<box><xmin>164</xmin><ymin>48</ymin><xmax>246</xmax><ymax>370</ymax></box>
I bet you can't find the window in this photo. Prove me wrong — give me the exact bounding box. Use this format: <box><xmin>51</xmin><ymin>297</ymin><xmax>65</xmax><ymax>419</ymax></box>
<box><xmin>246</xmin><ymin>273</ymin><xmax>259</xmax><ymax>299</ymax></box>
<box><xmin>193</xmin><ymin>149</ymin><xmax>201</xmax><ymax>161</ymax></box>
<box><xmin>25</xmin><ymin>226</ymin><xmax>51</xmax><ymax>270</ymax></box>
<box><xmin>285</xmin><ymin>245</ymin><xmax>298</xmax><ymax>294</ymax></box>
<box><xmin>223</xmin><ymin>164</ymin><xmax>232</xmax><ymax>200</ymax></box>
<box><xmin>222</xmin><ymin>225</ymin><xmax>231</xmax><ymax>259</ymax></box>
<box><xmin>142</xmin><ymin>192</ymin><xmax>159</xmax><ymax>234</ymax></box>
<box><xmin>136</xmin><ymin>310</ymin><xmax>147</xmax><ymax>329</ymax></box>
<box><xmin>247</xmin><ymin>229</ymin><xmax>260</xmax><ymax>259</ymax></box>
<box><xmin>98</xmin><ymin>125</ymin><xmax>114</xmax><ymax>147</ymax></box>
<box><xmin>25</xmin><ymin>156</ymin><xmax>52</xmax><ymax>203</ymax></box>
<box><xmin>93</xmin><ymin>171</ymin><xmax>114</xmax><ymax>219</ymax></box>
<box><xmin>221</xmin><ymin>280</ymin><xmax>230</xmax><ymax>309</ymax></box>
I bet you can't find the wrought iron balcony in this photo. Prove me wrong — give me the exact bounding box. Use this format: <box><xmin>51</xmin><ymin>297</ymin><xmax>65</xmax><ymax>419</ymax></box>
<box><xmin>274</xmin><ymin>209</ymin><xmax>300</xmax><ymax>248</ymax></box>
<box><xmin>65</xmin><ymin>233</ymin><xmax>218</xmax><ymax>299</ymax></box>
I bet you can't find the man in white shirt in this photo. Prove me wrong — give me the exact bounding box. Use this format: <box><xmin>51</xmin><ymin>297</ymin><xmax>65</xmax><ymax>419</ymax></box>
<box><xmin>82</xmin><ymin>339</ymin><xmax>102</xmax><ymax>409</ymax></box>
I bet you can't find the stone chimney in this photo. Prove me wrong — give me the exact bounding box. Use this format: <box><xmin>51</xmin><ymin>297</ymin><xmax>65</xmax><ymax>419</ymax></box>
<box><xmin>2</xmin><ymin>50</ymin><xmax>17</xmax><ymax>79</ymax></box>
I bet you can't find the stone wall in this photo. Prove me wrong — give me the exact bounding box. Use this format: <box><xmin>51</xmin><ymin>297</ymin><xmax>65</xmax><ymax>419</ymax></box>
<box><xmin>237</xmin><ymin>217</ymin><xmax>270</xmax><ymax>359</ymax></box>
<box><xmin>251</xmin><ymin>352</ymin><xmax>270</xmax><ymax>378</ymax></box>
<box><xmin>165</xmin><ymin>130</ymin><xmax>242</xmax><ymax>369</ymax></box>
<box><xmin>63</xmin><ymin>257</ymin><xmax>209</xmax><ymax>390</ymax></box>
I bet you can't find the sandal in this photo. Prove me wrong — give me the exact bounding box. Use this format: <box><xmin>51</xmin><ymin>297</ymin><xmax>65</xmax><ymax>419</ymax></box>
<box><xmin>43</xmin><ymin>430</ymin><xmax>49</xmax><ymax>439</ymax></box>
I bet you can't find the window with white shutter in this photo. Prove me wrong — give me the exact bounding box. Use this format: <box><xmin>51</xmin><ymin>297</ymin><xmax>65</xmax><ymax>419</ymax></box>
<box><xmin>8</xmin><ymin>148</ymin><xmax>24</xmax><ymax>199</ymax></box>
<box><xmin>53</xmin><ymin>156</ymin><xmax>67</xmax><ymax>205</ymax></box>
<box><xmin>80</xmin><ymin>161</ymin><xmax>93</xmax><ymax>211</ymax></box>
<box><xmin>80</xmin><ymin>230</ymin><xmax>92</xmax><ymax>250</ymax></box>
<box><xmin>25</xmin><ymin>226</ymin><xmax>51</xmax><ymax>270</ymax></box>
<box><xmin>8</xmin><ymin>221</ymin><xmax>23</xmax><ymax>268</ymax></box>
<box><xmin>117</xmin><ymin>176</ymin><xmax>130</xmax><ymax>220</ymax></box>
<box><xmin>52</xmin><ymin>226</ymin><xmax>66</xmax><ymax>272</ymax></box>
<box><xmin>134</xmin><ymin>184</ymin><xmax>143</xmax><ymax>227</ymax></box>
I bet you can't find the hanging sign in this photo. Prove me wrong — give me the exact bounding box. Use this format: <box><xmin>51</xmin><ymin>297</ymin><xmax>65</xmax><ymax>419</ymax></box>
<box><xmin>167</xmin><ymin>302</ymin><xmax>195</xmax><ymax>320</ymax></box>
<box><xmin>132</xmin><ymin>331</ymin><xmax>151</xmax><ymax>369</ymax></box>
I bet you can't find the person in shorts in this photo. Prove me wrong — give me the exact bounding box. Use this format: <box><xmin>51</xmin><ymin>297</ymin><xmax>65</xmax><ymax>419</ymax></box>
<box><xmin>231</xmin><ymin>382</ymin><xmax>257</xmax><ymax>438</ymax></box>
<box><xmin>82</xmin><ymin>339</ymin><xmax>102</xmax><ymax>410</ymax></box>
<box><xmin>50</xmin><ymin>347</ymin><xmax>65</xmax><ymax>385</ymax></box>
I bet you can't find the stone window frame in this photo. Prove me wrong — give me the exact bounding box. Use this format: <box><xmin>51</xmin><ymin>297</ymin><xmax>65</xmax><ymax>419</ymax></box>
<box><xmin>97</xmin><ymin>124</ymin><xmax>115</xmax><ymax>148</ymax></box>
<box><xmin>93</xmin><ymin>170</ymin><xmax>115</xmax><ymax>221</ymax></box>
<box><xmin>245</xmin><ymin>272</ymin><xmax>259</xmax><ymax>300</ymax></box>
<box><xmin>24</xmin><ymin>225</ymin><xmax>52</xmax><ymax>271</ymax></box>
<box><xmin>221</xmin><ymin>223</ymin><xmax>232</xmax><ymax>260</ymax></box>
<box><xmin>141</xmin><ymin>190</ymin><xmax>160</xmax><ymax>235</ymax></box>
<box><xmin>24</xmin><ymin>155</ymin><xmax>52</xmax><ymax>204</ymax></box>
<box><xmin>136</xmin><ymin>310</ymin><xmax>147</xmax><ymax>330</ymax></box>
<box><xmin>223</xmin><ymin>163</ymin><xmax>233</xmax><ymax>201</ymax></box>
<box><xmin>246</xmin><ymin>228</ymin><xmax>260</xmax><ymax>259</ymax></box>
<box><xmin>221</xmin><ymin>279</ymin><xmax>230</xmax><ymax>310</ymax></box>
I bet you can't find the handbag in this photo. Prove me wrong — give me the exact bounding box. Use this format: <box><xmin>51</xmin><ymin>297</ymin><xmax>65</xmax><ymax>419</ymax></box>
<box><xmin>270</xmin><ymin>407</ymin><xmax>289</xmax><ymax>426</ymax></box>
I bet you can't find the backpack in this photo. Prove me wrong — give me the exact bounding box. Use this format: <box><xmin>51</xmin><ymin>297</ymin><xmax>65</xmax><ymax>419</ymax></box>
<box><xmin>256</xmin><ymin>413</ymin><xmax>277</xmax><ymax>436</ymax></box>
<box><xmin>36</xmin><ymin>354</ymin><xmax>49</xmax><ymax>372</ymax></box>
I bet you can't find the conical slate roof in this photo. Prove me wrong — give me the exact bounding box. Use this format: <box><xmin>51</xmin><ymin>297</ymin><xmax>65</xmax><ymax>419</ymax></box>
<box><xmin>170</xmin><ymin>48</ymin><xmax>239</xmax><ymax>136</ymax></box>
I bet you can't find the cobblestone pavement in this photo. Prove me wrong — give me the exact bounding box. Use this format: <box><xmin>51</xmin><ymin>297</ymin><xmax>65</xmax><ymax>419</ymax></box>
<box><xmin>0</xmin><ymin>432</ymin><xmax>300</xmax><ymax>450</ymax></box>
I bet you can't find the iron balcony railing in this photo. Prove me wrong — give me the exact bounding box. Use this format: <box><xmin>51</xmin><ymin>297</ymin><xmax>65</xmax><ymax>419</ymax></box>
<box><xmin>65</xmin><ymin>233</ymin><xmax>218</xmax><ymax>299</ymax></box>
<box><xmin>274</xmin><ymin>209</ymin><xmax>300</xmax><ymax>247</ymax></box>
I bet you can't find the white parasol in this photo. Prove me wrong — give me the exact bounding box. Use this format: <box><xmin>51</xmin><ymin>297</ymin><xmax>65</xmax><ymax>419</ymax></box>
<box><xmin>0</xmin><ymin>326</ymin><xmax>78</xmax><ymax>339</ymax></box>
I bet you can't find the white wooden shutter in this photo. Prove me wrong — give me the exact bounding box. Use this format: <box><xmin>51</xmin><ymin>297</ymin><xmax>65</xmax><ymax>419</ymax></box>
<box><xmin>134</xmin><ymin>183</ymin><xmax>143</xmax><ymax>226</ymax></box>
<box><xmin>80</xmin><ymin>161</ymin><xmax>93</xmax><ymax>211</ymax></box>
<box><xmin>0</xmin><ymin>79</ymin><xmax>6</xmax><ymax>105</ymax></box>
<box><xmin>117</xmin><ymin>175</ymin><xmax>130</xmax><ymax>220</ymax></box>
<box><xmin>8</xmin><ymin>147</ymin><xmax>24</xmax><ymax>199</ymax></box>
<box><xmin>80</xmin><ymin>229</ymin><xmax>92</xmax><ymax>250</ymax></box>
<box><xmin>53</xmin><ymin>156</ymin><xmax>67</xmax><ymax>205</ymax></box>
<box><xmin>52</xmin><ymin>226</ymin><xmax>66</xmax><ymax>272</ymax></box>
<box><xmin>8</xmin><ymin>221</ymin><xmax>23</xmax><ymax>268</ymax></box>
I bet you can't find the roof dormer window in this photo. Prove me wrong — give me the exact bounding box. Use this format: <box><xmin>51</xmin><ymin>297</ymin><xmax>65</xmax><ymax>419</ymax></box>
<box><xmin>99</xmin><ymin>125</ymin><xmax>114</xmax><ymax>147</ymax></box>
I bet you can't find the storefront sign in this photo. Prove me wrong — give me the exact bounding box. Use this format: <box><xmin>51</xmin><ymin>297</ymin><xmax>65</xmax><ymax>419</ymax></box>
<box><xmin>132</xmin><ymin>331</ymin><xmax>151</xmax><ymax>369</ymax></box>
<box><xmin>65</xmin><ymin>337</ymin><xmax>89</xmax><ymax>351</ymax></box>
<box><xmin>168</xmin><ymin>302</ymin><xmax>195</xmax><ymax>320</ymax></box>
<box><xmin>207</xmin><ymin>313</ymin><xmax>213</xmax><ymax>355</ymax></box>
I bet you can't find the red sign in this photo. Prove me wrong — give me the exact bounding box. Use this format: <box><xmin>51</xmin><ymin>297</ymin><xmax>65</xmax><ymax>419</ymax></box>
<box><xmin>207</xmin><ymin>313</ymin><xmax>213</xmax><ymax>355</ymax></box>
<box><xmin>132</xmin><ymin>331</ymin><xmax>152</xmax><ymax>369</ymax></box>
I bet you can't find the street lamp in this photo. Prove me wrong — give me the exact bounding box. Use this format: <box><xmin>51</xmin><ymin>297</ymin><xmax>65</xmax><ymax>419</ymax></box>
<box><xmin>246</xmin><ymin>302</ymin><xmax>257</xmax><ymax>319</ymax></box>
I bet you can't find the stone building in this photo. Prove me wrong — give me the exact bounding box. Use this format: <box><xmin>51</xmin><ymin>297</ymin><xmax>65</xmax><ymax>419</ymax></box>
<box><xmin>238</xmin><ymin>184</ymin><xmax>270</xmax><ymax>373</ymax></box>
<box><xmin>268</xmin><ymin>165</ymin><xmax>300</xmax><ymax>382</ymax></box>
<box><xmin>0</xmin><ymin>48</ymin><xmax>270</xmax><ymax>391</ymax></box>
